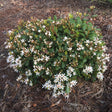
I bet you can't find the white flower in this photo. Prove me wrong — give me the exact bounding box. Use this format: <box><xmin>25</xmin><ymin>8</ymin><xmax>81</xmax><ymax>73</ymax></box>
<box><xmin>86</xmin><ymin>40</ymin><xmax>90</xmax><ymax>44</ymax></box>
<box><xmin>102</xmin><ymin>46</ymin><xmax>107</xmax><ymax>52</ymax></box>
<box><xmin>73</xmin><ymin>71</ymin><xmax>76</xmax><ymax>76</ymax></box>
<box><xmin>40</xmin><ymin>19</ymin><xmax>43</xmax><ymax>22</ymax></box>
<box><xmin>43</xmin><ymin>80</ymin><xmax>53</xmax><ymax>90</ymax></box>
<box><xmin>45</xmin><ymin>31</ymin><xmax>51</xmax><ymax>36</ymax></box>
<box><xmin>52</xmin><ymin>93</ymin><xmax>58</xmax><ymax>98</ymax></box>
<box><xmin>49</xmin><ymin>42</ymin><xmax>53</xmax><ymax>48</ymax></box>
<box><xmin>7</xmin><ymin>55</ymin><xmax>14</xmax><ymax>63</ymax></box>
<box><xmin>38</xmin><ymin>30</ymin><xmax>41</xmax><ymax>33</ymax></box>
<box><xmin>24</xmin><ymin>78</ymin><xmax>29</xmax><ymax>84</ymax></box>
<box><xmin>29</xmin><ymin>81</ymin><xmax>33</xmax><ymax>86</ymax></box>
<box><xmin>70</xmin><ymin>80</ymin><xmax>77</xmax><ymax>87</ymax></box>
<box><xmin>46</xmin><ymin>68</ymin><xmax>50</xmax><ymax>75</ymax></box>
<box><xmin>49</xmin><ymin>42</ymin><xmax>53</xmax><ymax>46</ymax></box>
<box><xmin>42</xmin><ymin>25</ymin><xmax>46</xmax><ymax>28</ymax></box>
<box><xmin>67</xmin><ymin>70</ymin><xmax>72</xmax><ymax>77</ymax></box>
<box><xmin>48</xmin><ymin>32</ymin><xmax>51</xmax><ymax>36</ymax></box>
<box><xmin>36</xmin><ymin>71</ymin><xmax>40</xmax><ymax>76</ymax></box>
<box><xmin>25</xmin><ymin>70</ymin><xmax>32</xmax><ymax>76</ymax></box>
<box><xmin>64</xmin><ymin>93</ymin><xmax>69</xmax><ymax>99</ymax></box>
<box><xmin>67</xmin><ymin>41</ymin><xmax>70</xmax><ymax>44</ymax></box>
<box><xmin>8</xmin><ymin>30</ymin><xmax>13</xmax><ymax>35</ymax></box>
<box><xmin>63</xmin><ymin>36</ymin><xmax>68</xmax><ymax>41</ymax></box>
<box><xmin>54</xmin><ymin>73</ymin><xmax>68</xmax><ymax>82</ymax></box>
<box><xmin>77</xmin><ymin>43</ymin><xmax>84</xmax><ymax>51</ymax></box>
<box><xmin>45</xmin><ymin>32</ymin><xmax>47</xmax><ymax>35</ymax></box>
<box><xmin>5</xmin><ymin>42</ymin><xmax>12</xmax><ymax>49</ymax></box>
<box><xmin>68</xmin><ymin>47</ymin><xmax>72</xmax><ymax>51</ymax></box>
<box><xmin>104</xmin><ymin>54</ymin><xmax>110</xmax><ymax>61</ymax></box>
<box><xmin>4</xmin><ymin>41</ymin><xmax>7</xmax><ymax>45</ymax></box>
<box><xmin>30</xmin><ymin>36</ymin><xmax>33</xmax><ymax>39</ymax></box>
<box><xmin>16</xmin><ymin>75</ymin><xmax>22</xmax><ymax>81</ymax></box>
<box><xmin>38</xmin><ymin>65</ymin><xmax>43</xmax><ymax>71</ymax></box>
<box><xmin>44</xmin><ymin>39</ymin><xmax>47</xmax><ymax>44</ymax></box>
<box><xmin>90</xmin><ymin>47</ymin><xmax>93</xmax><ymax>50</ymax></box>
<box><xmin>55</xmin><ymin>82</ymin><xmax>64</xmax><ymax>89</ymax></box>
<box><xmin>45</xmin><ymin>56</ymin><xmax>50</xmax><ymax>61</ymax></box>
<box><xmin>68</xmin><ymin>67</ymin><xmax>74</xmax><ymax>72</ymax></box>
<box><xmin>98</xmin><ymin>66</ymin><xmax>102</xmax><ymax>71</ymax></box>
<box><xmin>53</xmin><ymin>61</ymin><xmax>57</xmax><ymax>66</ymax></box>
<box><xmin>97</xmin><ymin>57</ymin><xmax>100</xmax><ymax>60</ymax></box>
<box><xmin>86</xmin><ymin>43</ymin><xmax>89</xmax><ymax>46</ymax></box>
<box><xmin>102</xmin><ymin>65</ymin><xmax>107</xmax><ymax>72</ymax></box>
<box><xmin>52</xmin><ymin>21</ymin><xmax>55</xmax><ymax>23</ymax></box>
<box><xmin>70</xmin><ymin>54</ymin><xmax>75</xmax><ymax>58</ymax></box>
<box><xmin>21</xmin><ymin>39</ymin><xmax>25</xmax><ymax>43</ymax></box>
<box><xmin>56</xmin><ymin>21</ymin><xmax>60</xmax><ymax>25</ymax></box>
<box><xmin>83</xmin><ymin>66</ymin><xmax>93</xmax><ymax>74</ymax></box>
<box><xmin>17</xmin><ymin>34</ymin><xmax>21</xmax><ymax>38</ymax></box>
<box><xmin>30</xmin><ymin>48</ymin><xmax>34</xmax><ymax>53</ymax></box>
<box><xmin>93</xmin><ymin>52</ymin><xmax>96</xmax><ymax>55</ymax></box>
<box><xmin>97</xmin><ymin>72</ymin><xmax>104</xmax><ymax>81</ymax></box>
<box><xmin>34</xmin><ymin>60</ymin><xmax>37</xmax><ymax>65</ymax></box>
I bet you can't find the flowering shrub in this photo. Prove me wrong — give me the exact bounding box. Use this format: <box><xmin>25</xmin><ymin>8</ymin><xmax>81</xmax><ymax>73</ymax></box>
<box><xmin>5</xmin><ymin>13</ymin><xmax>110</xmax><ymax>98</ymax></box>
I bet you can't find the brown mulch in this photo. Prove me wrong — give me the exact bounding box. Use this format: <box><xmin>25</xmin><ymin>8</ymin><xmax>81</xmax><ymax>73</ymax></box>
<box><xmin>0</xmin><ymin>0</ymin><xmax>112</xmax><ymax>112</ymax></box>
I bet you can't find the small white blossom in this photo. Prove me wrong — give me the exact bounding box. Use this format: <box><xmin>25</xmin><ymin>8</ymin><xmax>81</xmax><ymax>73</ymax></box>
<box><xmin>67</xmin><ymin>70</ymin><xmax>72</xmax><ymax>77</ymax></box>
<box><xmin>52</xmin><ymin>21</ymin><xmax>55</xmax><ymax>23</ymax></box>
<box><xmin>83</xmin><ymin>66</ymin><xmax>93</xmax><ymax>74</ymax></box>
<box><xmin>29</xmin><ymin>81</ymin><xmax>33</xmax><ymax>86</ymax></box>
<box><xmin>97</xmin><ymin>72</ymin><xmax>104</xmax><ymax>81</ymax></box>
<box><xmin>93</xmin><ymin>52</ymin><xmax>96</xmax><ymax>55</ymax></box>
<box><xmin>68</xmin><ymin>67</ymin><xmax>74</xmax><ymax>72</ymax></box>
<box><xmin>38</xmin><ymin>30</ymin><xmax>41</xmax><ymax>33</ymax></box>
<box><xmin>54</xmin><ymin>73</ymin><xmax>68</xmax><ymax>83</ymax></box>
<box><xmin>97</xmin><ymin>57</ymin><xmax>100</xmax><ymax>60</ymax></box>
<box><xmin>25</xmin><ymin>70</ymin><xmax>32</xmax><ymax>76</ymax></box>
<box><xmin>46</xmin><ymin>68</ymin><xmax>50</xmax><ymax>75</ymax></box>
<box><xmin>45</xmin><ymin>56</ymin><xmax>50</xmax><ymax>61</ymax></box>
<box><xmin>16</xmin><ymin>75</ymin><xmax>22</xmax><ymax>81</ymax></box>
<box><xmin>30</xmin><ymin>36</ymin><xmax>33</xmax><ymax>39</ymax></box>
<box><xmin>70</xmin><ymin>54</ymin><xmax>75</xmax><ymax>58</ymax></box>
<box><xmin>42</xmin><ymin>25</ymin><xmax>46</xmax><ymax>28</ymax></box>
<box><xmin>63</xmin><ymin>36</ymin><xmax>68</xmax><ymax>41</ymax></box>
<box><xmin>70</xmin><ymin>80</ymin><xmax>77</xmax><ymax>87</ymax></box>
<box><xmin>85</xmin><ymin>40</ymin><xmax>90</xmax><ymax>44</ymax></box>
<box><xmin>102</xmin><ymin>65</ymin><xmax>107</xmax><ymax>72</ymax></box>
<box><xmin>90</xmin><ymin>47</ymin><xmax>93</xmax><ymax>50</ymax></box>
<box><xmin>43</xmin><ymin>80</ymin><xmax>53</xmax><ymax>90</ymax></box>
<box><xmin>24</xmin><ymin>78</ymin><xmax>29</xmax><ymax>85</ymax></box>
<box><xmin>8</xmin><ymin>30</ymin><xmax>13</xmax><ymax>35</ymax></box>
<box><xmin>68</xmin><ymin>47</ymin><xmax>72</xmax><ymax>51</ymax></box>
<box><xmin>21</xmin><ymin>39</ymin><xmax>25</xmax><ymax>43</ymax></box>
<box><xmin>77</xmin><ymin>43</ymin><xmax>84</xmax><ymax>51</ymax></box>
<box><xmin>53</xmin><ymin>61</ymin><xmax>57</xmax><ymax>66</ymax></box>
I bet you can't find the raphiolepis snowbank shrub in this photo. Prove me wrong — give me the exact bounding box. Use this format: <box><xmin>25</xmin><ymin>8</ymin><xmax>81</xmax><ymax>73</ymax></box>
<box><xmin>5</xmin><ymin>14</ymin><xmax>110</xmax><ymax>98</ymax></box>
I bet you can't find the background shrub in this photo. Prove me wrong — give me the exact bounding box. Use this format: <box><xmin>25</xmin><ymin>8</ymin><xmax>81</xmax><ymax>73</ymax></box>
<box><xmin>89</xmin><ymin>0</ymin><xmax>112</xmax><ymax>4</ymax></box>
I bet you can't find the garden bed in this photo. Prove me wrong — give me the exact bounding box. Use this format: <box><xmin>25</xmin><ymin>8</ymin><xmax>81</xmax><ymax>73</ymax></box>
<box><xmin>0</xmin><ymin>0</ymin><xmax>112</xmax><ymax>112</ymax></box>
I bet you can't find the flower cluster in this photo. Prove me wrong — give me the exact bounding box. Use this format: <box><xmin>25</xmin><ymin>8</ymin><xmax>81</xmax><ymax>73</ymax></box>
<box><xmin>5</xmin><ymin>14</ymin><xmax>110</xmax><ymax>98</ymax></box>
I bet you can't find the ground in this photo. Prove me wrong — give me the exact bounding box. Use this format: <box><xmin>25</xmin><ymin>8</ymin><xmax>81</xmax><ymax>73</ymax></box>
<box><xmin>0</xmin><ymin>0</ymin><xmax>112</xmax><ymax>112</ymax></box>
